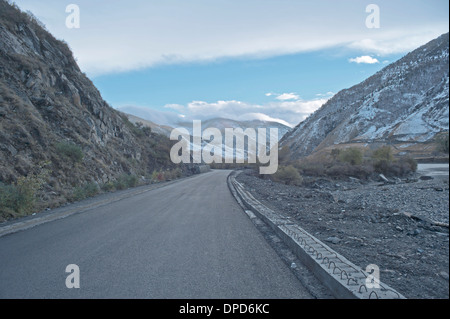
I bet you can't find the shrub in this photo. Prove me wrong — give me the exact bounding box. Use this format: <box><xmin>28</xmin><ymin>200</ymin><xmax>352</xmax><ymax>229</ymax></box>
<box><xmin>101</xmin><ymin>181</ymin><xmax>115</xmax><ymax>192</ymax></box>
<box><xmin>373</xmin><ymin>159</ymin><xmax>389</xmax><ymax>174</ymax></box>
<box><xmin>55</xmin><ymin>142</ymin><xmax>84</xmax><ymax>163</ymax></box>
<box><xmin>372</xmin><ymin>146</ymin><xmax>394</xmax><ymax>174</ymax></box>
<box><xmin>151</xmin><ymin>170</ymin><xmax>159</xmax><ymax>182</ymax></box>
<box><xmin>403</xmin><ymin>156</ymin><xmax>418</xmax><ymax>172</ymax></box>
<box><xmin>372</xmin><ymin>146</ymin><xmax>393</xmax><ymax>162</ymax></box>
<box><xmin>271</xmin><ymin>165</ymin><xmax>303</xmax><ymax>186</ymax></box>
<box><xmin>325</xmin><ymin>162</ymin><xmax>374</xmax><ymax>179</ymax></box>
<box><xmin>383</xmin><ymin>161</ymin><xmax>411</xmax><ymax>177</ymax></box>
<box><xmin>163</xmin><ymin>168</ymin><xmax>182</xmax><ymax>180</ymax></box>
<box><xmin>330</xmin><ymin>149</ymin><xmax>341</xmax><ymax>161</ymax></box>
<box><xmin>162</xmin><ymin>170</ymin><xmax>172</xmax><ymax>180</ymax></box>
<box><xmin>436</xmin><ymin>133</ymin><xmax>449</xmax><ymax>154</ymax></box>
<box><xmin>150</xmin><ymin>170</ymin><xmax>167</xmax><ymax>182</ymax></box>
<box><xmin>0</xmin><ymin>167</ymin><xmax>49</xmax><ymax>217</ymax></box>
<box><xmin>295</xmin><ymin>160</ymin><xmax>326</xmax><ymax>177</ymax></box>
<box><xmin>372</xmin><ymin>155</ymin><xmax>417</xmax><ymax>177</ymax></box>
<box><xmin>0</xmin><ymin>183</ymin><xmax>27</xmax><ymax>217</ymax></box>
<box><xmin>71</xmin><ymin>182</ymin><xmax>99</xmax><ymax>201</ymax></box>
<box><xmin>114</xmin><ymin>174</ymin><xmax>138</xmax><ymax>190</ymax></box>
<box><xmin>338</xmin><ymin>148</ymin><xmax>363</xmax><ymax>165</ymax></box>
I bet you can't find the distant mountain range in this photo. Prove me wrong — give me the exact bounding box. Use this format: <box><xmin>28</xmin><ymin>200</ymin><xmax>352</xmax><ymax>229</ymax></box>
<box><xmin>281</xmin><ymin>33</ymin><xmax>449</xmax><ymax>159</ymax></box>
<box><xmin>123</xmin><ymin>114</ymin><xmax>292</xmax><ymax>160</ymax></box>
<box><xmin>176</xmin><ymin>117</ymin><xmax>291</xmax><ymax>140</ymax></box>
<box><xmin>119</xmin><ymin>105</ymin><xmax>292</xmax><ymax>141</ymax></box>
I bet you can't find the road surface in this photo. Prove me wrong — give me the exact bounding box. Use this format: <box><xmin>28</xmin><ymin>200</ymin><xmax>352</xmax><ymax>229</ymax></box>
<box><xmin>417</xmin><ymin>163</ymin><xmax>449</xmax><ymax>179</ymax></box>
<box><xmin>0</xmin><ymin>170</ymin><xmax>311</xmax><ymax>298</ymax></box>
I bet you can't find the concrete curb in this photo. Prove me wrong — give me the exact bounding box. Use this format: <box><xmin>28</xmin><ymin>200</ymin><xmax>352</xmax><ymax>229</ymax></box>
<box><xmin>227</xmin><ymin>171</ymin><xmax>406</xmax><ymax>299</ymax></box>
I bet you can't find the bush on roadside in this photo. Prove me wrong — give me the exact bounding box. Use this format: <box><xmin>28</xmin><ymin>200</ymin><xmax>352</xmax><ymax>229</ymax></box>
<box><xmin>55</xmin><ymin>141</ymin><xmax>84</xmax><ymax>163</ymax></box>
<box><xmin>373</xmin><ymin>156</ymin><xmax>418</xmax><ymax>177</ymax></box>
<box><xmin>271</xmin><ymin>165</ymin><xmax>303</xmax><ymax>186</ymax></box>
<box><xmin>71</xmin><ymin>182</ymin><xmax>99</xmax><ymax>201</ymax></box>
<box><xmin>100</xmin><ymin>181</ymin><xmax>115</xmax><ymax>192</ymax></box>
<box><xmin>163</xmin><ymin>168</ymin><xmax>182</xmax><ymax>180</ymax></box>
<box><xmin>372</xmin><ymin>146</ymin><xmax>394</xmax><ymax>162</ymax></box>
<box><xmin>436</xmin><ymin>132</ymin><xmax>449</xmax><ymax>154</ymax></box>
<box><xmin>113</xmin><ymin>174</ymin><xmax>138</xmax><ymax>190</ymax></box>
<box><xmin>372</xmin><ymin>146</ymin><xmax>395</xmax><ymax>174</ymax></box>
<box><xmin>338</xmin><ymin>147</ymin><xmax>363</xmax><ymax>165</ymax></box>
<box><xmin>325</xmin><ymin>162</ymin><xmax>374</xmax><ymax>179</ymax></box>
<box><xmin>0</xmin><ymin>183</ymin><xmax>29</xmax><ymax>217</ymax></box>
<box><xmin>294</xmin><ymin>160</ymin><xmax>325</xmax><ymax>177</ymax></box>
<box><xmin>151</xmin><ymin>170</ymin><xmax>172</xmax><ymax>182</ymax></box>
<box><xmin>403</xmin><ymin>156</ymin><xmax>418</xmax><ymax>172</ymax></box>
<box><xmin>0</xmin><ymin>165</ymin><xmax>49</xmax><ymax>217</ymax></box>
<box><xmin>151</xmin><ymin>170</ymin><xmax>159</xmax><ymax>182</ymax></box>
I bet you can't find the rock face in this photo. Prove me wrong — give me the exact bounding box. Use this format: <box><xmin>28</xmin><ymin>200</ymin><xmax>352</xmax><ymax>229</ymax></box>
<box><xmin>0</xmin><ymin>2</ymin><xmax>175</xmax><ymax>195</ymax></box>
<box><xmin>281</xmin><ymin>33</ymin><xmax>449</xmax><ymax>158</ymax></box>
<box><xmin>125</xmin><ymin>113</ymin><xmax>174</xmax><ymax>137</ymax></box>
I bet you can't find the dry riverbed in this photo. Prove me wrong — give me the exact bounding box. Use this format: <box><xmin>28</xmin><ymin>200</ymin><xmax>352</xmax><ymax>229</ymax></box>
<box><xmin>236</xmin><ymin>170</ymin><xmax>449</xmax><ymax>299</ymax></box>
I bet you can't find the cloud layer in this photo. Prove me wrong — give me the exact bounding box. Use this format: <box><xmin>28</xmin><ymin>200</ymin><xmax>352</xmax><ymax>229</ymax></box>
<box><xmin>13</xmin><ymin>0</ymin><xmax>449</xmax><ymax>76</ymax></box>
<box><xmin>118</xmin><ymin>92</ymin><xmax>331</xmax><ymax>128</ymax></box>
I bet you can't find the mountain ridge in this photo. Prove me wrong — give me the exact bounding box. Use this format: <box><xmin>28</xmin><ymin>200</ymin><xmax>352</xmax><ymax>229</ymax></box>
<box><xmin>281</xmin><ymin>33</ymin><xmax>449</xmax><ymax>158</ymax></box>
<box><xmin>0</xmin><ymin>1</ymin><xmax>180</xmax><ymax>219</ymax></box>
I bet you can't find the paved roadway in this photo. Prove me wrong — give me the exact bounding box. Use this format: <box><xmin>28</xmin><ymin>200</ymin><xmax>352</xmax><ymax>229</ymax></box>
<box><xmin>0</xmin><ymin>170</ymin><xmax>311</xmax><ymax>298</ymax></box>
<box><xmin>417</xmin><ymin>163</ymin><xmax>449</xmax><ymax>180</ymax></box>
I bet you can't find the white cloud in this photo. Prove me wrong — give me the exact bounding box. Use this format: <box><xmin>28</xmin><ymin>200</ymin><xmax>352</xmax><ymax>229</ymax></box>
<box><xmin>349</xmin><ymin>56</ymin><xmax>379</xmax><ymax>64</ymax></box>
<box><xmin>148</xmin><ymin>96</ymin><xmax>329</xmax><ymax>127</ymax></box>
<box><xmin>316</xmin><ymin>92</ymin><xmax>335</xmax><ymax>97</ymax></box>
<box><xmin>275</xmin><ymin>93</ymin><xmax>300</xmax><ymax>101</ymax></box>
<box><xmin>119</xmin><ymin>97</ymin><xmax>329</xmax><ymax>128</ymax></box>
<box><xmin>265</xmin><ymin>92</ymin><xmax>301</xmax><ymax>101</ymax></box>
<box><xmin>11</xmin><ymin>1</ymin><xmax>449</xmax><ymax>76</ymax></box>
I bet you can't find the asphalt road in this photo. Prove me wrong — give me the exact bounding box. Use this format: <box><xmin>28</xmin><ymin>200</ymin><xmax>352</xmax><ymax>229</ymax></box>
<box><xmin>417</xmin><ymin>163</ymin><xmax>449</xmax><ymax>180</ymax></box>
<box><xmin>0</xmin><ymin>170</ymin><xmax>311</xmax><ymax>298</ymax></box>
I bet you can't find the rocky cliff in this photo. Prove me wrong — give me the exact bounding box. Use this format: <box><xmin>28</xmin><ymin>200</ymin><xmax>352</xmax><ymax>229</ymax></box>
<box><xmin>0</xmin><ymin>1</ymin><xmax>178</xmax><ymax>215</ymax></box>
<box><xmin>281</xmin><ymin>33</ymin><xmax>449</xmax><ymax>158</ymax></box>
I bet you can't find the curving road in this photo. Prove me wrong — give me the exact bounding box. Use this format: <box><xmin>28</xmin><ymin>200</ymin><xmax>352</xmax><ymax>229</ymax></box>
<box><xmin>0</xmin><ymin>170</ymin><xmax>311</xmax><ymax>298</ymax></box>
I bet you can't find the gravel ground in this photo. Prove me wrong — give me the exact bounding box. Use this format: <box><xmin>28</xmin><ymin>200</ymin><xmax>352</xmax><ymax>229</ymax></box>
<box><xmin>236</xmin><ymin>170</ymin><xmax>449</xmax><ymax>299</ymax></box>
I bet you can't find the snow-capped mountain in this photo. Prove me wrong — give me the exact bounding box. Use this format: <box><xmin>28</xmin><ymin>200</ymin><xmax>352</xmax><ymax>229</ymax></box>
<box><xmin>176</xmin><ymin>117</ymin><xmax>291</xmax><ymax>140</ymax></box>
<box><xmin>124</xmin><ymin>114</ymin><xmax>291</xmax><ymax>161</ymax></box>
<box><xmin>281</xmin><ymin>33</ymin><xmax>449</xmax><ymax>158</ymax></box>
<box><xmin>177</xmin><ymin>118</ymin><xmax>291</xmax><ymax>160</ymax></box>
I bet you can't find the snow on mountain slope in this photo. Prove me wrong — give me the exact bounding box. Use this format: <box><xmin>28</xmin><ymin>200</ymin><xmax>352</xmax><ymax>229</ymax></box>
<box><xmin>281</xmin><ymin>33</ymin><xmax>449</xmax><ymax>158</ymax></box>
<box><xmin>176</xmin><ymin>117</ymin><xmax>291</xmax><ymax>161</ymax></box>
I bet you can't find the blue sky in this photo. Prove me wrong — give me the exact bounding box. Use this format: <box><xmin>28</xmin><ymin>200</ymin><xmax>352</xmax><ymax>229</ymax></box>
<box><xmin>12</xmin><ymin>0</ymin><xmax>449</xmax><ymax>126</ymax></box>
<box><xmin>93</xmin><ymin>49</ymin><xmax>399</xmax><ymax>106</ymax></box>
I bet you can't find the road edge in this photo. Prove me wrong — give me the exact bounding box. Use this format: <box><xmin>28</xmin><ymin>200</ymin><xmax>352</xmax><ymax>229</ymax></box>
<box><xmin>227</xmin><ymin>170</ymin><xmax>406</xmax><ymax>299</ymax></box>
